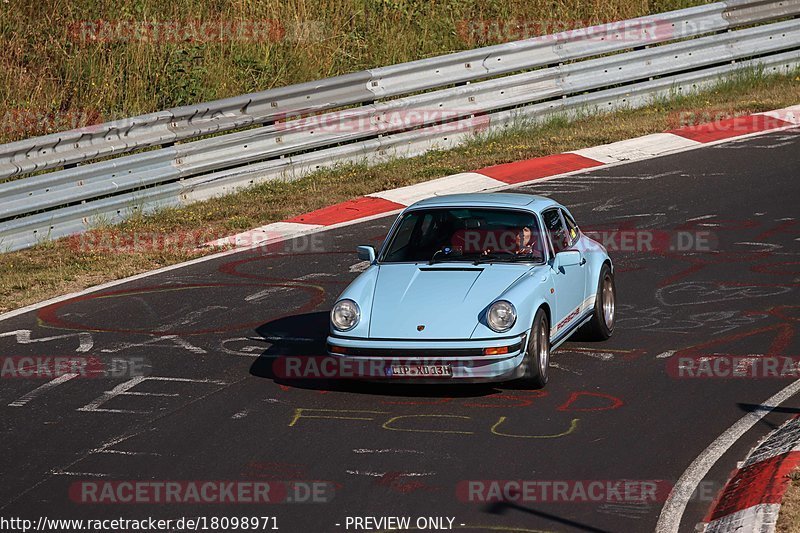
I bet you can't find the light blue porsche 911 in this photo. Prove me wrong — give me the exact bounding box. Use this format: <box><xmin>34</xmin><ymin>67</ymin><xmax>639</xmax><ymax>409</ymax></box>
<box><xmin>326</xmin><ymin>193</ymin><xmax>615</xmax><ymax>387</ymax></box>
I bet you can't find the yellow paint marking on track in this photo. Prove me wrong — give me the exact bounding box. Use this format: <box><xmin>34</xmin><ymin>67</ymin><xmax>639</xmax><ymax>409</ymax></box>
<box><xmin>288</xmin><ymin>408</ymin><xmax>388</xmax><ymax>427</ymax></box>
<box><xmin>381</xmin><ymin>414</ymin><xmax>474</xmax><ymax>434</ymax></box>
<box><xmin>490</xmin><ymin>417</ymin><xmax>580</xmax><ymax>438</ymax></box>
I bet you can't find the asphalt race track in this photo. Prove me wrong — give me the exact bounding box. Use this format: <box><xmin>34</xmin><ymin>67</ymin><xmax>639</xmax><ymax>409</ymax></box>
<box><xmin>1</xmin><ymin>129</ymin><xmax>798</xmax><ymax>533</ymax></box>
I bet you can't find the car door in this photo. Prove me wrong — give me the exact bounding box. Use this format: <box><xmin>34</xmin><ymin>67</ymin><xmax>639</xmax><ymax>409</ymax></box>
<box><xmin>542</xmin><ymin>208</ymin><xmax>586</xmax><ymax>340</ymax></box>
<box><xmin>561</xmin><ymin>207</ymin><xmax>591</xmax><ymax>304</ymax></box>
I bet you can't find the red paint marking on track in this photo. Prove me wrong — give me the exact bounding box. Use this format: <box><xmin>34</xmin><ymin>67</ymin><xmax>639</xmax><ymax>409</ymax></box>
<box><xmin>462</xmin><ymin>392</ymin><xmax>547</xmax><ymax>409</ymax></box>
<box><xmin>705</xmin><ymin>450</ymin><xmax>800</xmax><ymax>521</ymax></box>
<box><xmin>656</xmin><ymin>250</ymin><xmax>776</xmax><ymax>288</ymax></box>
<box><xmin>657</xmin><ymin>263</ymin><xmax>706</xmax><ymax>289</ymax></box>
<box><xmin>375</xmin><ymin>472</ymin><xmax>439</xmax><ymax>494</ymax></box>
<box><xmin>677</xmin><ymin>323</ymin><xmax>795</xmax><ymax>359</ymax></box>
<box><xmin>556</xmin><ymin>391</ymin><xmax>624</xmax><ymax>412</ymax></box>
<box><xmin>286</xmin><ymin>197</ymin><xmax>404</xmax><ymax>226</ymax></box>
<box><xmin>751</xmin><ymin>262</ymin><xmax>800</xmax><ymax>276</ymax></box>
<box><xmin>769</xmin><ymin>306</ymin><xmax>800</xmax><ymax>323</ymax></box>
<box><xmin>477</xmin><ymin>153</ymin><xmax>604</xmax><ymax>184</ymax></box>
<box><xmin>755</xmin><ymin>220</ymin><xmax>798</xmax><ymax>242</ymax></box>
<box><xmin>668</xmin><ymin>115</ymin><xmax>793</xmax><ymax>143</ymax></box>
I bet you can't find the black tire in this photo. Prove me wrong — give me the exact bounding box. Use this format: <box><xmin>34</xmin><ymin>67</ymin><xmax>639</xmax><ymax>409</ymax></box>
<box><xmin>522</xmin><ymin>308</ymin><xmax>550</xmax><ymax>388</ymax></box>
<box><xmin>580</xmin><ymin>263</ymin><xmax>615</xmax><ymax>341</ymax></box>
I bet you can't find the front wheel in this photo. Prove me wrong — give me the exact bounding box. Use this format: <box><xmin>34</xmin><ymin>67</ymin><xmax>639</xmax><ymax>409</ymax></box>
<box><xmin>522</xmin><ymin>308</ymin><xmax>550</xmax><ymax>388</ymax></box>
<box><xmin>581</xmin><ymin>263</ymin><xmax>615</xmax><ymax>340</ymax></box>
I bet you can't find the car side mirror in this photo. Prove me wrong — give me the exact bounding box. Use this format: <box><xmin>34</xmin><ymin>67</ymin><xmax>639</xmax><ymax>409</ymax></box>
<box><xmin>554</xmin><ymin>250</ymin><xmax>582</xmax><ymax>268</ymax></box>
<box><xmin>357</xmin><ymin>245</ymin><xmax>376</xmax><ymax>262</ymax></box>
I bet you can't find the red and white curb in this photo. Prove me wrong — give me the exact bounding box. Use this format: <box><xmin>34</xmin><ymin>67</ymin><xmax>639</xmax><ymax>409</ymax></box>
<box><xmin>204</xmin><ymin>105</ymin><xmax>799</xmax><ymax>250</ymax></box>
<box><xmin>702</xmin><ymin>416</ymin><xmax>800</xmax><ymax>532</ymax></box>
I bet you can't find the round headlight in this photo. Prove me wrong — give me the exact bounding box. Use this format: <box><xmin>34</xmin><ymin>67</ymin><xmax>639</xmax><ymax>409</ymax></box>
<box><xmin>487</xmin><ymin>300</ymin><xmax>517</xmax><ymax>332</ymax></box>
<box><xmin>331</xmin><ymin>299</ymin><xmax>360</xmax><ymax>331</ymax></box>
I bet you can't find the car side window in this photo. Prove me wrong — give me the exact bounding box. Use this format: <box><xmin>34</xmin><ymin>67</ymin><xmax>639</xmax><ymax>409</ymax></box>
<box><xmin>561</xmin><ymin>209</ymin><xmax>579</xmax><ymax>246</ymax></box>
<box><xmin>382</xmin><ymin>213</ymin><xmax>420</xmax><ymax>261</ymax></box>
<box><xmin>542</xmin><ymin>208</ymin><xmax>568</xmax><ymax>254</ymax></box>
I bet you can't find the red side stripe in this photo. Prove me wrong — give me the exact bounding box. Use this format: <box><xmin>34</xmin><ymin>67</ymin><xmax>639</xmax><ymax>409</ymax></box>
<box><xmin>669</xmin><ymin>114</ymin><xmax>793</xmax><ymax>143</ymax></box>
<box><xmin>285</xmin><ymin>196</ymin><xmax>405</xmax><ymax>226</ymax></box>
<box><xmin>705</xmin><ymin>451</ymin><xmax>800</xmax><ymax>521</ymax></box>
<box><xmin>478</xmin><ymin>153</ymin><xmax>605</xmax><ymax>184</ymax></box>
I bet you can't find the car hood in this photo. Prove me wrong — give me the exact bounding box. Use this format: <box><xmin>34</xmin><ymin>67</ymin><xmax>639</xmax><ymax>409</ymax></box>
<box><xmin>369</xmin><ymin>263</ymin><xmax>532</xmax><ymax>339</ymax></box>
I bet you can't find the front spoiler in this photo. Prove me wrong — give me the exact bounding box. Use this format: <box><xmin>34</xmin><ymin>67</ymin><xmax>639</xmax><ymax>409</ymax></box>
<box><xmin>325</xmin><ymin>333</ymin><xmax>529</xmax><ymax>382</ymax></box>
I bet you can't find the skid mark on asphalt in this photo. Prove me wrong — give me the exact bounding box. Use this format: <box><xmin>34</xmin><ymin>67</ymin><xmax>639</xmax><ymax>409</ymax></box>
<box><xmin>90</xmin><ymin>433</ymin><xmax>160</xmax><ymax>457</ymax></box>
<box><xmin>50</xmin><ymin>469</ymin><xmax>108</xmax><ymax>478</ymax></box>
<box><xmin>8</xmin><ymin>373</ymin><xmax>79</xmax><ymax>407</ymax></box>
<box><xmin>245</xmin><ymin>286</ymin><xmax>293</xmax><ymax>302</ymax></box>
<box><xmin>77</xmin><ymin>376</ymin><xmax>228</xmax><ymax>414</ymax></box>
<box><xmin>153</xmin><ymin>305</ymin><xmax>228</xmax><ymax>332</ymax></box>
<box><xmin>0</xmin><ymin>329</ymin><xmax>93</xmax><ymax>352</ymax></box>
<box><xmin>345</xmin><ymin>470</ymin><xmax>435</xmax><ymax>478</ymax></box>
<box><xmin>99</xmin><ymin>334</ymin><xmax>206</xmax><ymax>354</ymax></box>
<box><xmin>352</xmin><ymin>448</ymin><xmax>424</xmax><ymax>455</ymax></box>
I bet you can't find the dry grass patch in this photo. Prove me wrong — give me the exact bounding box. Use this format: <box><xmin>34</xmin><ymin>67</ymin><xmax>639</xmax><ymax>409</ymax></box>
<box><xmin>777</xmin><ymin>469</ymin><xmax>800</xmax><ymax>532</ymax></box>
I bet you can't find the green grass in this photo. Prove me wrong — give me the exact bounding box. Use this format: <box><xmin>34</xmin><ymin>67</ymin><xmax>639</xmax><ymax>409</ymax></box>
<box><xmin>0</xmin><ymin>0</ymin><xmax>708</xmax><ymax>142</ymax></box>
<box><xmin>0</xmin><ymin>67</ymin><xmax>797</xmax><ymax>313</ymax></box>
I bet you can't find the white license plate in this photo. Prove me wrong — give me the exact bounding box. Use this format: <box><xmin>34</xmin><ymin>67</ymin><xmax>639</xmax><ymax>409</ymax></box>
<box><xmin>387</xmin><ymin>364</ymin><xmax>453</xmax><ymax>377</ymax></box>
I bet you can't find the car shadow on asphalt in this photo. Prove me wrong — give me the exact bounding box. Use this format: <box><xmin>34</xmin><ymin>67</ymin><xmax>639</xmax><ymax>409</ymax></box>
<box><xmin>248</xmin><ymin>311</ymin><xmax>535</xmax><ymax>399</ymax></box>
<box><xmin>737</xmin><ymin>403</ymin><xmax>800</xmax><ymax>431</ymax></box>
<box><xmin>484</xmin><ymin>500</ymin><xmax>612</xmax><ymax>533</ymax></box>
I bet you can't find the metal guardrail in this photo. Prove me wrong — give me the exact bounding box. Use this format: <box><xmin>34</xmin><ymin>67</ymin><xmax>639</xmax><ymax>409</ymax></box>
<box><xmin>1</xmin><ymin>0</ymin><xmax>799</xmax><ymax>251</ymax></box>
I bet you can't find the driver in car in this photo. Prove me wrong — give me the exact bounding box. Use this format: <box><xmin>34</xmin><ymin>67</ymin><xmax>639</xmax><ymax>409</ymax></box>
<box><xmin>515</xmin><ymin>226</ymin><xmax>535</xmax><ymax>255</ymax></box>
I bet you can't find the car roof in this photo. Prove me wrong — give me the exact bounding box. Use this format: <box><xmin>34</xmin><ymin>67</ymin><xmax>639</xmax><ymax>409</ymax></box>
<box><xmin>407</xmin><ymin>192</ymin><xmax>559</xmax><ymax>212</ymax></box>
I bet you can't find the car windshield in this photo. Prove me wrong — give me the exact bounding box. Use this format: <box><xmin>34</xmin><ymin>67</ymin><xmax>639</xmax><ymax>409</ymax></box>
<box><xmin>380</xmin><ymin>207</ymin><xmax>545</xmax><ymax>264</ymax></box>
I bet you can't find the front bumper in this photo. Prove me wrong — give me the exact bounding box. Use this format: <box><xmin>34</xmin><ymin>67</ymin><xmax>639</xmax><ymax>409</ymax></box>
<box><xmin>325</xmin><ymin>333</ymin><xmax>528</xmax><ymax>382</ymax></box>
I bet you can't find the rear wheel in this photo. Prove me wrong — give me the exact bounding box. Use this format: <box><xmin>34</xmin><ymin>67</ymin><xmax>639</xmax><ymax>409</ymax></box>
<box><xmin>522</xmin><ymin>308</ymin><xmax>550</xmax><ymax>388</ymax></box>
<box><xmin>581</xmin><ymin>263</ymin><xmax>615</xmax><ymax>340</ymax></box>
